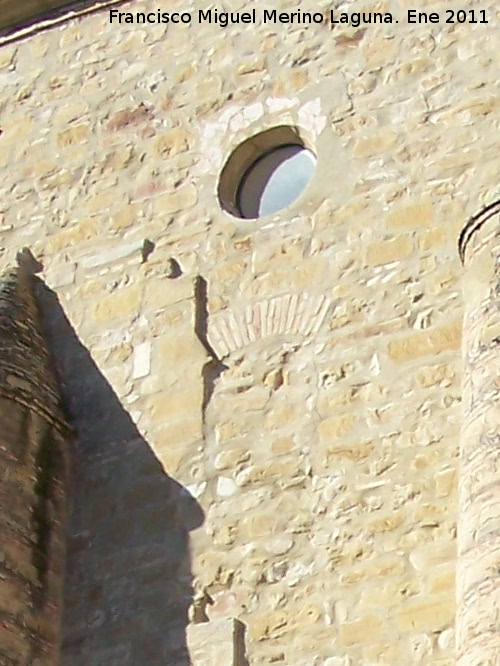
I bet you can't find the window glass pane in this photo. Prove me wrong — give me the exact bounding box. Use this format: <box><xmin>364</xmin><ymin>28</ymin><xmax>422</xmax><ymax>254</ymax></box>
<box><xmin>238</xmin><ymin>145</ymin><xmax>316</xmax><ymax>218</ymax></box>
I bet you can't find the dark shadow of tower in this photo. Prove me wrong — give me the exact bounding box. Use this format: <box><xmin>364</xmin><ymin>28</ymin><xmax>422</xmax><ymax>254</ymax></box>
<box><xmin>35</xmin><ymin>280</ymin><xmax>204</xmax><ymax>666</ymax></box>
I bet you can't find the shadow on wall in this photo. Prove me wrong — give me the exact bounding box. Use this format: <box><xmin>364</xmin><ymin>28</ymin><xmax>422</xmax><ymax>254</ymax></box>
<box><xmin>35</xmin><ymin>280</ymin><xmax>204</xmax><ymax>666</ymax></box>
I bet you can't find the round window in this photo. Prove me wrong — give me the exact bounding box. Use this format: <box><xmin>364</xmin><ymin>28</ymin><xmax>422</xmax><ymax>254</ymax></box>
<box><xmin>237</xmin><ymin>145</ymin><xmax>316</xmax><ymax>219</ymax></box>
<box><xmin>218</xmin><ymin>126</ymin><xmax>316</xmax><ymax>220</ymax></box>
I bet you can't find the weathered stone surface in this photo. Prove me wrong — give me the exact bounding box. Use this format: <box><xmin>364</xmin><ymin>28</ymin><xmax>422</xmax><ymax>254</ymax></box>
<box><xmin>0</xmin><ymin>266</ymin><xmax>71</xmax><ymax>666</ymax></box>
<box><xmin>365</xmin><ymin>235</ymin><xmax>414</xmax><ymax>266</ymax></box>
<box><xmin>457</xmin><ymin>206</ymin><xmax>500</xmax><ymax>666</ymax></box>
<box><xmin>187</xmin><ymin>618</ymin><xmax>246</xmax><ymax>666</ymax></box>
<box><xmin>2</xmin><ymin>0</ymin><xmax>497</xmax><ymax>662</ymax></box>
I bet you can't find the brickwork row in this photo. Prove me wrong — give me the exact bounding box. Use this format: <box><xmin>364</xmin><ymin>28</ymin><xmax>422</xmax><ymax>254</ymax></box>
<box><xmin>208</xmin><ymin>293</ymin><xmax>331</xmax><ymax>358</ymax></box>
<box><xmin>0</xmin><ymin>267</ymin><xmax>70</xmax><ymax>666</ymax></box>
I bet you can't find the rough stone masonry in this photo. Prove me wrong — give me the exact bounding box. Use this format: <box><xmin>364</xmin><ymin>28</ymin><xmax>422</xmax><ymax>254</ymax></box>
<box><xmin>0</xmin><ymin>0</ymin><xmax>499</xmax><ymax>663</ymax></box>
<box><xmin>0</xmin><ymin>265</ymin><xmax>70</xmax><ymax>666</ymax></box>
<box><xmin>457</xmin><ymin>201</ymin><xmax>500</xmax><ymax>666</ymax></box>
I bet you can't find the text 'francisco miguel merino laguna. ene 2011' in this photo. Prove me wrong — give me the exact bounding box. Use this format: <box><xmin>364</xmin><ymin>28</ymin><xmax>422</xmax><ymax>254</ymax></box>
<box><xmin>108</xmin><ymin>8</ymin><xmax>397</xmax><ymax>26</ymax></box>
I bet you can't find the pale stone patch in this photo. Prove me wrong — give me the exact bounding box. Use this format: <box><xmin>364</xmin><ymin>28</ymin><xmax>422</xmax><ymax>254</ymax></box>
<box><xmin>298</xmin><ymin>97</ymin><xmax>327</xmax><ymax>137</ymax></box>
<box><xmin>132</xmin><ymin>341</ymin><xmax>151</xmax><ymax>379</ymax></box>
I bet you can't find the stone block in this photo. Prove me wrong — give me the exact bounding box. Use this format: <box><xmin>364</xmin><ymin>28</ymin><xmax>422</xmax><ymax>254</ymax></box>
<box><xmin>145</xmin><ymin>276</ymin><xmax>193</xmax><ymax>309</ymax></box>
<box><xmin>56</xmin><ymin>123</ymin><xmax>90</xmax><ymax>148</ymax></box>
<box><xmin>214</xmin><ymin>447</ymin><xmax>251</xmax><ymax>471</ymax></box>
<box><xmin>388</xmin><ymin>321</ymin><xmax>461</xmax><ymax>363</ymax></box>
<box><xmin>386</xmin><ymin>201</ymin><xmax>434</xmax><ymax>230</ymax></box>
<box><xmin>156</xmin><ymin>329</ymin><xmax>207</xmax><ymax>366</ymax></box>
<box><xmin>323</xmin><ymin>439</ymin><xmax>374</xmax><ymax>463</ymax></box>
<box><xmin>339</xmin><ymin>615</ymin><xmax>385</xmax><ymax>646</ymax></box>
<box><xmin>149</xmin><ymin>385</ymin><xmax>203</xmax><ymax>422</ymax></box>
<box><xmin>415</xmin><ymin>364</ymin><xmax>455</xmax><ymax>388</ymax></box>
<box><xmin>85</xmin><ymin>191</ymin><xmax>117</xmax><ymax>215</ymax></box>
<box><xmin>435</xmin><ymin>469</ymin><xmax>456</xmax><ymax>498</ymax></box>
<box><xmin>45</xmin><ymin>219</ymin><xmax>100</xmax><ymax>252</ymax></box>
<box><xmin>93</xmin><ymin>285</ymin><xmax>142</xmax><ymax>322</ymax></box>
<box><xmin>109</xmin><ymin>203</ymin><xmax>139</xmax><ymax>231</ymax></box>
<box><xmin>318</xmin><ymin>413</ymin><xmax>357</xmax><ymax>442</ymax></box>
<box><xmin>353</xmin><ymin>131</ymin><xmax>397</xmax><ymax>158</ymax></box>
<box><xmin>362</xmin><ymin>641</ymin><xmax>402</xmax><ymax>664</ymax></box>
<box><xmin>80</xmin><ymin>241</ymin><xmax>139</xmax><ymax>268</ymax></box>
<box><xmin>362</xmin><ymin>37</ymin><xmax>398</xmax><ymax>68</ymax></box>
<box><xmin>248</xmin><ymin>609</ymin><xmax>288</xmax><ymax>641</ymax></box>
<box><xmin>187</xmin><ymin>618</ymin><xmax>246</xmax><ymax>666</ymax></box>
<box><xmin>396</xmin><ymin>596</ymin><xmax>454</xmax><ymax>633</ymax></box>
<box><xmin>429</xmin><ymin>569</ymin><xmax>455</xmax><ymax>595</ymax></box>
<box><xmin>154</xmin><ymin>128</ymin><xmax>192</xmax><ymax>159</ymax></box>
<box><xmin>419</xmin><ymin>226</ymin><xmax>446</xmax><ymax>250</ymax></box>
<box><xmin>132</xmin><ymin>341</ymin><xmax>151</xmax><ymax>379</ymax></box>
<box><xmin>366</xmin><ymin>236</ymin><xmax>413</xmax><ymax>266</ymax></box>
<box><xmin>152</xmin><ymin>183</ymin><xmax>198</xmax><ymax>214</ymax></box>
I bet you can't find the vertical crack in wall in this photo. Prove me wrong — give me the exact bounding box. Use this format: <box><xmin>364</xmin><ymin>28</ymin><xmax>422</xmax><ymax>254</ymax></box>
<box><xmin>194</xmin><ymin>276</ymin><xmax>227</xmax><ymax>416</ymax></box>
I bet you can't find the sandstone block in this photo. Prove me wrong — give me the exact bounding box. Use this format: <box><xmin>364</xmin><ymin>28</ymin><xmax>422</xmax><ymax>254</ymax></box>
<box><xmin>386</xmin><ymin>201</ymin><xmax>434</xmax><ymax>230</ymax></box>
<box><xmin>353</xmin><ymin>132</ymin><xmax>397</xmax><ymax>158</ymax></box>
<box><xmin>415</xmin><ymin>364</ymin><xmax>454</xmax><ymax>388</ymax></box>
<box><xmin>339</xmin><ymin>615</ymin><xmax>385</xmax><ymax>646</ymax></box>
<box><xmin>366</xmin><ymin>236</ymin><xmax>413</xmax><ymax>266</ymax></box>
<box><xmin>187</xmin><ymin>617</ymin><xmax>245</xmax><ymax>666</ymax></box>
<box><xmin>419</xmin><ymin>227</ymin><xmax>446</xmax><ymax>250</ymax></box>
<box><xmin>248</xmin><ymin>610</ymin><xmax>288</xmax><ymax>641</ymax></box>
<box><xmin>45</xmin><ymin>219</ymin><xmax>100</xmax><ymax>252</ymax></box>
<box><xmin>85</xmin><ymin>191</ymin><xmax>117</xmax><ymax>215</ymax></box>
<box><xmin>54</xmin><ymin>101</ymin><xmax>89</xmax><ymax>125</ymax></box>
<box><xmin>152</xmin><ymin>183</ymin><xmax>198</xmax><ymax>214</ymax></box>
<box><xmin>272</xmin><ymin>70</ymin><xmax>308</xmax><ymax>95</ymax></box>
<box><xmin>155</xmin><ymin>436</ymin><xmax>198</xmax><ymax>471</ymax></box>
<box><xmin>57</xmin><ymin>123</ymin><xmax>90</xmax><ymax>148</ymax></box>
<box><xmin>149</xmin><ymin>386</ymin><xmax>202</xmax><ymax>422</ymax></box>
<box><xmin>388</xmin><ymin>321</ymin><xmax>461</xmax><ymax>363</ymax></box>
<box><xmin>265</xmin><ymin>404</ymin><xmax>300</xmax><ymax>430</ymax></box>
<box><xmin>340</xmin><ymin>554</ymin><xmax>405</xmax><ymax>585</ymax></box>
<box><xmin>429</xmin><ymin>569</ymin><xmax>455</xmax><ymax>595</ymax></box>
<box><xmin>240</xmin><ymin>514</ymin><xmax>280</xmax><ymax>539</ymax></box>
<box><xmin>132</xmin><ymin>341</ymin><xmax>151</xmax><ymax>379</ymax></box>
<box><xmin>396</xmin><ymin>596</ymin><xmax>454</xmax><ymax>632</ymax></box>
<box><xmin>435</xmin><ymin>469</ymin><xmax>456</xmax><ymax>498</ymax></box>
<box><xmin>214</xmin><ymin>258</ymin><xmax>247</xmax><ymax>283</ymax></box>
<box><xmin>214</xmin><ymin>447</ymin><xmax>251</xmax><ymax>471</ymax></box>
<box><xmin>157</xmin><ymin>330</ymin><xmax>207</xmax><ymax>366</ymax></box>
<box><xmin>323</xmin><ymin>439</ymin><xmax>374</xmax><ymax>463</ymax></box>
<box><xmin>362</xmin><ymin>38</ymin><xmax>398</xmax><ymax>68</ymax></box>
<box><xmin>105</xmin><ymin>104</ymin><xmax>152</xmax><ymax>131</ymax></box>
<box><xmin>215</xmin><ymin>420</ymin><xmax>245</xmax><ymax>443</ymax></box>
<box><xmin>410</xmin><ymin>542</ymin><xmax>456</xmax><ymax>571</ymax></box>
<box><xmin>154</xmin><ymin>127</ymin><xmax>192</xmax><ymax>158</ymax></box>
<box><xmin>318</xmin><ymin>413</ymin><xmax>357</xmax><ymax>442</ymax></box>
<box><xmin>93</xmin><ymin>285</ymin><xmax>142</xmax><ymax>322</ymax></box>
<box><xmin>146</xmin><ymin>275</ymin><xmax>193</xmax><ymax>309</ymax></box>
<box><xmin>271</xmin><ymin>436</ymin><xmax>295</xmax><ymax>456</ymax></box>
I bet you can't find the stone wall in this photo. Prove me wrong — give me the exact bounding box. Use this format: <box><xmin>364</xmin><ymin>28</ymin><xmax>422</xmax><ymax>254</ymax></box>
<box><xmin>0</xmin><ymin>0</ymin><xmax>499</xmax><ymax>663</ymax></box>
<box><xmin>0</xmin><ymin>267</ymin><xmax>70</xmax><ymax>665</ymax></box>
<box><xmin>457</xmin><ymin>201</ymin><xmax>500</xmax><ymax>666</ymax></box>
